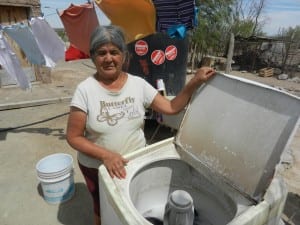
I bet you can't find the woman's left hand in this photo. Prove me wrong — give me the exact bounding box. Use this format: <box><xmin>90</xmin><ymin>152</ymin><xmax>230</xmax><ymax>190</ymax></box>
<box><xmin>102</xmin><ymin>151</ymin><xmax>129</xmax><ymax>179</ymax></box>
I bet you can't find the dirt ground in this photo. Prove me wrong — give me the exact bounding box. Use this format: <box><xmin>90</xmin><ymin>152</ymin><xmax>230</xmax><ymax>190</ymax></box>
<box><xmin>229</xmin><ymin>70</ymin><xmax>300</xmax><ymax>97</ymax></box>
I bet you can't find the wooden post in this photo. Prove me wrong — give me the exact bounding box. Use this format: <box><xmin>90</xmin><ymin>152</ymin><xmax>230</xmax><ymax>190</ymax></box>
<box><xmin>226</xmin><ymin>32</ymin><xmax>235</xmax><ymax>73</ymax></box>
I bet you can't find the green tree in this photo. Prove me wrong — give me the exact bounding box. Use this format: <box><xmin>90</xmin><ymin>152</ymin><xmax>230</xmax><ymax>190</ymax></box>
<box><xmin>190</xmin><ymin>0</ymin><xmax>268</xmax><ymax>72</ymax></box>
<box><xmin>231</xmin><ymin>0</ymin><xmax>267</xmax><ymax>37</ymax></box>
<box><xmin>275</xmin><ymin>26</ymin><xmax>300</xmax><ymax>74</ymax></box>
<box><xmin>225</xmin><ymin>0</ymin><xmax>267</xmax><ymax>72</ymax></box>
<box><xmin>189</xmin><ymin>0</ymin><xmax>234</xmax><ymax>70</ymax></box>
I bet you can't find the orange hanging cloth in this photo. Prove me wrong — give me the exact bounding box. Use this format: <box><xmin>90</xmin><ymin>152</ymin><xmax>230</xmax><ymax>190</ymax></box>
<box><xmin>95</xmin><ymin>0</ymin><xmax>156</xmax><ymax>43</ymax></box>
<box><xmin>59</xmin><ymin>3</ymin><xmax>99</xmax><ymax>55</ymax></box>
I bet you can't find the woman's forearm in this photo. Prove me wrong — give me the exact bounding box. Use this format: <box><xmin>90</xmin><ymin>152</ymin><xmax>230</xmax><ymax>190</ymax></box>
<box><xmin>67</xmin><ymin>135</ymin><xmax>110</xmax><ymax>161</ymax></box>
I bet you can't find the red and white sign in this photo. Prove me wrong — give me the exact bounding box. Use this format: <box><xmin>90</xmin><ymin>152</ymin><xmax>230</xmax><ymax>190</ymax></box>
<box><xmin>135</xmin><ymin>40</ymin><xmax>148</xmax><ymax>56</ymax></box>
<box><xmin>165</xmin><ymin>45</ymin><xmax>177</xmax><ymax>61</ymax></box>
<box><xmin>151</xmin><ymin>50</ymin><xmax>165</xmax><ymax>65</ymax></box>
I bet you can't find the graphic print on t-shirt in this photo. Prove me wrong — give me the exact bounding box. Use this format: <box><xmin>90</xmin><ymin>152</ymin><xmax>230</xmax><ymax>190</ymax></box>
<box><xmin>96</xmin><ymin>97</ymin><xmax>141</xmax><ymax>126</ymax></box>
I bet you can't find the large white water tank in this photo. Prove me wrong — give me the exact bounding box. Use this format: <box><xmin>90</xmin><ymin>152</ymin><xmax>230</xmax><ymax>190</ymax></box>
<box><xmin>99</xmin><ymin>73</ymin><xmax>300</xmax><ymax>225</ymax></box>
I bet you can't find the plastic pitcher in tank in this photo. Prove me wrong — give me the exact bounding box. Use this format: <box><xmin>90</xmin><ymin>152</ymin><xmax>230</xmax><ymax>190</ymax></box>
<box><xmin>163</xmin><ymin>190</ymin><xmax>194</xmax><ymax>225</ymax></box>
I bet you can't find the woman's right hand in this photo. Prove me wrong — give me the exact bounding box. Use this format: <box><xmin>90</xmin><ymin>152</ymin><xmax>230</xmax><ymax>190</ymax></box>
<box><xmin>102</xmin><ymin>151</ymin><xmax>129</xmax><ymax>179</ymax></box>
<box><xmin>191</xmin><ymin>66</ymin><xmax>215</xmax><ymax>86</ymax></box>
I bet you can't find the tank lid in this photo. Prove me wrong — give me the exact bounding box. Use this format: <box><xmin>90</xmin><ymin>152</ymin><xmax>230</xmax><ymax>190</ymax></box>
<box><xmin>174</xmin><ymin>73</ymin><xmax>300</xmax><ymax>201</ymax></box>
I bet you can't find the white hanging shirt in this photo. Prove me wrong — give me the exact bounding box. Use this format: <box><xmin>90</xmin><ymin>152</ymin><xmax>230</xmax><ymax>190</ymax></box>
<box><xmin>0</xmin><ymin>32</ymin><xmax>31</xmax><ymax>90</ymax></box>
<box><xmin>29</xmin><ymin>17</ymin><xmax>65</xmax><ymax>68</ymax></box>
<box><xmin>3</xmin><ymin>23</ymin><xmax>46</xmax><ymax>65</ymax></box>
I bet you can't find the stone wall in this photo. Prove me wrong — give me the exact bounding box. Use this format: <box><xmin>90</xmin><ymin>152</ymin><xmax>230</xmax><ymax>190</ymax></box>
<box><xmin>0</xmin><ymin>0</ymin><xmax>40</xmax><ymax>6</ymax></box>
<box><xmin>0</xmin><ymin>0</ymin><xmax>41</xmax><ymax>17</ymax></box>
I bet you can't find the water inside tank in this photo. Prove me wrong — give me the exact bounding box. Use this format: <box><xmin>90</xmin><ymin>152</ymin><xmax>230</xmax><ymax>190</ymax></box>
<box><xmin>145</xmin><ymin>208</ymin><xmax>214</xmax><ymax>225</ymax></box>
<box><xmin>129</xmin><ymin>159</ymin><xmax>237</xmax><ymax>225</ymax></box>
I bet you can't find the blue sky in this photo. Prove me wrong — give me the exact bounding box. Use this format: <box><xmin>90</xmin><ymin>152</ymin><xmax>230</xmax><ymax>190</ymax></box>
<box><xmin>40</xmin><ymin>0</ymin><xmax>300</xmax><ymax>36</ymax></box>
<box><xmin>262</xmin><ymin>0</ymin><xmax>300</xmax><ymax>34</ymax></box>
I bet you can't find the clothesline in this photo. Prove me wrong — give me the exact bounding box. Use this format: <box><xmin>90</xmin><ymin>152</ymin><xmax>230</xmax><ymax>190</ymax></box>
<box><xmin>0</xmin><ymin>0</ymin><xmax>198</xmax><ymax>90</ymax></box>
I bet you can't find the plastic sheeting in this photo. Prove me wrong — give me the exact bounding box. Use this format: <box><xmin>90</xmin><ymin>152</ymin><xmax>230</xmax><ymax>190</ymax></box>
<box><xmin>95</xmin><ymin>0</ymin><xmax>156</xmax><ymax>43</ymax></box>
<box><xmin>127</xmin><ymin>32</ymin><xmax>189</xmax><ymax>95</ymax></box>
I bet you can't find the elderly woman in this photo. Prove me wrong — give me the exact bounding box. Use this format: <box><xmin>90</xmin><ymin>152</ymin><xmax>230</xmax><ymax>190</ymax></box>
<box><xmin>66</xmin><ymin>25</ymin><xmax>215</xmax><ymax>225</ymax></box>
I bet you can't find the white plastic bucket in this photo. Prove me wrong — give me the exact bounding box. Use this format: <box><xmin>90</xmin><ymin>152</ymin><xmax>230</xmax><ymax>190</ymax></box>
<box><xmin>36</xmin><ymin>153</ymin><xmax>75</xmax><ymax>204</ymax></box>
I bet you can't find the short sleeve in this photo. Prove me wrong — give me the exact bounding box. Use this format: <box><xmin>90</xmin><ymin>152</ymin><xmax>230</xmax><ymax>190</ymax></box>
<box><xmin>142</xmin><ymin>78</ymin><xmax>158</xmax><ymax>108</ymax></box>
<box><xmin>70</xmin><ymin>85</ymin><xmax>88</xmax><ymax>113</ymax></box>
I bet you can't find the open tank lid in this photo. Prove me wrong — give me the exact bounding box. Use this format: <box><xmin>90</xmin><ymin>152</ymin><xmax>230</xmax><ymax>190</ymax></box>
<box><xmin>174</xmin><ymin>73</ymin><xmax>300</xmax><ymax>201</ymax></box>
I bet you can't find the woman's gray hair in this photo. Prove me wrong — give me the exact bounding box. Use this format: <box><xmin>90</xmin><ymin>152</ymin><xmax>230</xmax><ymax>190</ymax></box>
<box><xmin>89</xmin><ymin>25</ymin><xmax>127</xmax><ymax>59</ymax></box>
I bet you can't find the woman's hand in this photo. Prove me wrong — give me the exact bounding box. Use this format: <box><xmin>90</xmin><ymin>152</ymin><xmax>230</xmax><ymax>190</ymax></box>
<box><xmin>150</xmin><ymin>66</ymin><xmax>216</xmax><ymax>115</ymax></box>
<box><xmin>102</xmin><ymin>151</ymin><xmax>129</xmax><ymax>179</ymax></box>
<box><xmin>191</xmin><ymin>66</ymin><xmax>216</xmax><ymax>86</ymax></box>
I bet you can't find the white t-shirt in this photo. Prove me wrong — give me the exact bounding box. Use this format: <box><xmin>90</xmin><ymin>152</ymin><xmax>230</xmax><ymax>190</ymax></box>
<box><xmin>71</xmin><ymin>74</ymin><xmax>158</xmax><ymax>168</ymax></box>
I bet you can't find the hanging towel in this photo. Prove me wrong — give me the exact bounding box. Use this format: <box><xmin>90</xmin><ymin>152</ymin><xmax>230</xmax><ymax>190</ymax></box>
<box><xmin>152</xmin><ymin>0</ymin><xmax>196</xmax><ymax>33</ymax></box>
<box><xmin>3</xmin><ymin>23</ymin><xmax>46</xmax><ymax>65</ymax></box>
<box><xmin>95</xmin><ymin>0</ymin><xmax>156</xmax><ymax>43</ymax></box>
<box><xmin>0</xmin><ymin>32</ymin><xmax>31</xmax><ymax>90</ymax></box>
<box><xmin>29</xmin><ymin>17</ymin><xmax>65</xmax><ymax>67</ymax></box>
<box><xmin>59</xmin><ymin>3</ymin><xmax>99</xmax><ymax>55</ymax></box>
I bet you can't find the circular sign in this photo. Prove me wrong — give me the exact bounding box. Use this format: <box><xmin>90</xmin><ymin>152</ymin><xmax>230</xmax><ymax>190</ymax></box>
<box><xmin>135</xmin><ymin>40</ymin><xmax>148</xmax><ymax>56</ymax></box>
<box><xmin>165</xmin><ymin>45</ymin><xmax>177</xmax><ymax>61</ymax></box>
<box><xmin>151</xmin><ymin>50</ymin><xmax>165</xmax><ymax>65</ymax></box>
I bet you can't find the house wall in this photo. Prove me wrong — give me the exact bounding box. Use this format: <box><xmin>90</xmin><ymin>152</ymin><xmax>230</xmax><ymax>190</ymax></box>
<box><xmin>0</xmin><ymin>0</ymin><xmax>40</xmax><ymax>16</ymax></box>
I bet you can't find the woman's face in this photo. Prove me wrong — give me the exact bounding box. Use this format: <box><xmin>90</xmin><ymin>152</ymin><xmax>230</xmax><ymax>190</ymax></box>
<box><xmin>93</xmin><ymin>43</ymin><xmax>124</xmax><ymax>80</ymax></box>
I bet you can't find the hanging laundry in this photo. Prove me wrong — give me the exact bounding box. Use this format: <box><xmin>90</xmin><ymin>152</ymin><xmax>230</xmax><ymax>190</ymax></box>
<box><xmin>29</xmin><ymin>17</ymin><xmax>65</xmax><ymax>68</ymax></box>
<box><xmin>0</xmin><ymin>32</ymin><xmax>31</xmax><ymax>90</ymax></box>
<box><xmin>3</xmin><ymin>23</ymin><xmax>46</xmax><ymax>65</ymax></box>
<box><xmin>65</xmin><ymin>44</ymin><xmax>89</xmax><ymax>61</ymax></box>
<box><xmin>152</xmin><ymin>0</ymin><xmax>196</xmax><ymax>36</ymax></box>
<box><xmin>59</xmin><ymin>2</ymin><xmax>99</xmax><ymax>55</ymax></box>
<box><xmin>95</xmin><ymin>0</ymin><xmax>156</xmax><ymax>43</ymax></box>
